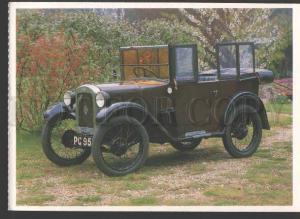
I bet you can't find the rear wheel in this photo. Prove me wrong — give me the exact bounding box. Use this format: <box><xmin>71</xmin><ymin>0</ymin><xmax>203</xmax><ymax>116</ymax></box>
<box><xmin>222</xmin><ymin>105</ymin><xmax>262</xmax><ymax>158</ymax></box>
<box><xmin>92</xmin><ymin>116</ymin><xmax>149</xmax><ymax>176</ymax></box>
<box><xmin>170</xmin><ymin>139</ymin><xmax>202</xmax><ymax>151</ymax></box>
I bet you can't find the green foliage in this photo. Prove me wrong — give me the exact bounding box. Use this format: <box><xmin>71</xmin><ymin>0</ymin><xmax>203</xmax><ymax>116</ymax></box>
<box><xmin>267</xmin><ymin>10</ymin><xmax>293</xmax><ymax>78</ymax></box>
<box><xmin>136</xmin><ymin>18</ymin><xmax>197</xmax><ymax>45</ymax></box>
<box><xmin>272</xmin><ymin>95</ymin><xmax>291</xmax><ymax>105</ymax></box>
<box><xmin>16</xmin><ymin>9</ymin><xmax>292</xmax><ymax>130</ymax></box>
<box><xmin>16</xmin><ymin>10</ymin><xmax>197</xmax><ymax>130</ymax></box>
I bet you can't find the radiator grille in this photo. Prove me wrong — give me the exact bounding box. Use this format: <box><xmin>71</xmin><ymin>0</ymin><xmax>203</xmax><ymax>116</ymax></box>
<box><xmin>77</xmin><ymin>93</ymin><xmax>94</xmax><ymax>127</ymax></box>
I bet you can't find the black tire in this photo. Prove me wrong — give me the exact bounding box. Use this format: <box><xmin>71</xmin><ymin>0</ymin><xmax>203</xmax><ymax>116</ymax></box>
<box><xmin>222</xmin><ymin>105</ymin><xmax>262</xmax><ymax>158</ymax></box>
<box><xmin>92</xmin><ymin>116</ymin><xmax>149</xmax><ymax>176</ymax></box>
<box><xmin>42</xmin><ymin>114</ymin><xmax>91</xmax><ymax>166</ymax></box>
<box><xmin>171</xmin><ymin>139</ymin><xmax>202</xmax><ymax>152</ymax></box>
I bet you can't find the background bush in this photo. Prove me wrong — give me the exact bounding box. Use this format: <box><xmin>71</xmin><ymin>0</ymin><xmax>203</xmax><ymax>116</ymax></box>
<box><xmin>16</xmin><ymin>9</ymin><xmax>292</xmax><ymax>131</ymax></box>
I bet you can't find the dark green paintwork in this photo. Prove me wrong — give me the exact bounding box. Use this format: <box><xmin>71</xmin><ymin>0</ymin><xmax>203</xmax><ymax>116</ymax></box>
<box><xmin>70</xmin><ymin>43</ymin><xmax>272</xmax><ymax>143</ymax></box>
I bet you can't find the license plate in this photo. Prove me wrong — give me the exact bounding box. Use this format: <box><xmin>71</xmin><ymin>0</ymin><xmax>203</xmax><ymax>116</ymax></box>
<box><xmin>73</xmin><ymin>135</ymin><xmax>93</xmax><ymax>147</ymax></box>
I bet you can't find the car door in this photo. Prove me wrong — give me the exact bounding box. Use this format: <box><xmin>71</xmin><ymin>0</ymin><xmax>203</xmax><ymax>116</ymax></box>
<box><xmin>213</xmin><ymin>43</ymin><xmax>241</xmax><ymax>126</ymax></box>
<box><xmin>170</xmin><ymin>44</ymin><xmax>217</xmax><ymax>136</ymax></box>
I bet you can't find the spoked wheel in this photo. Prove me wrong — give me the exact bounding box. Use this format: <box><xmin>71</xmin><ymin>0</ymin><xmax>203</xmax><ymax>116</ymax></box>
<box><xmin>92</xmin><ymin>116</ymin><xmax>149</xmax><ymax>176</ymax></box>
<box><xmin>171</xmin><ymin>139</ymin><xmax>202</xmax><ymax>152</ymax></box>
<box><xmin>222</xmin><ymin>105</ymin><xmax>262</xmax><ymax>158</ymax></box>
<box><xmin>42</xmin><ymin>115</ymin><xmax>91</xmax><ymax>166</ymax></box>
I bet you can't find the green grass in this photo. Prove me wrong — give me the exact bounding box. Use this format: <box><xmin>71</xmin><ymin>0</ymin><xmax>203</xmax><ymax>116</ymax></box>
<box><xmin>17</xmin><ymin>171</ymin><xmax>45</xmax><ymax>180</ymax></box>
<box><xmin>65</xmin><ymin>178</ymin><xmax>93</xmax><ymax>185</ymax></box>
<box><xmin>129</xmin><ymin>196</ymin><xmax>158</xmax><ymax>205</ymax></box>
<box><xmin>264</xmin><ymin>100</ymin><xmax>292</xmax><ymax>127</ymax></box>
<box><xmin>265</xmin><ymin>102</ymin><xmax>292</xmax><ymax>127</ymax></box>
<box><xmin>246</xmin><ymin>159</ymin><xmax>291</xmax><ymax>184</ymax></box>
<box><xmin>204</xmin><ymin>187</ymin><xmax>244</xmax><ymax>199</ymax></box>
<box><xmin>203</xmin><ymin>161</ymin><xmax>292</xmax><ymax>205</ymax></box>
<box><xmin>265</xmin><ymin>102</ymin><xmax>292</xmax><ymax>115</ymax></box>
<box><xmin>125</xmin><ymin>181</ymin><xmax>149</xmax><ymax>190</ymax></box>
<box><xmin>214</xmin><ymin>200</ymin><xmax>240</xmax><ymax>206</ymax></box>
<box><xmin>268</xmin><ymin>113</ymin><xmax>292</xmax><ymax>127</ymax></box>
<box><xmin>162</xmin><ymin>199</ymin><xmax>202</xmax><ymax>206</ymax></box>
<box><xmin>18</xmin><ymin>194</ymin><xmax>56</xmax><ymax>205</ymax></box>
<box><xmin>76</xmin><ymin>195</ymin><xmax>101</xmax><ymax>203</ymax></box>
<box><xmin>16</xmin><ymin>102</ymin><xmax>292</xmax><ymax>206</ymax></box>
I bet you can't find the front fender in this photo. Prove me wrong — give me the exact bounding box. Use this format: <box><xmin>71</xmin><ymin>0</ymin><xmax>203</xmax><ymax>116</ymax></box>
<box><xmin>43</xmin><ymin>102</ymin><xmax>75</xmax><ymax>122</ymax></box>
<box><xmin>224</xmin><ymin>92</ymin><xmax>270</xmax><ymax>130</ymax></box>
<box><xmin>96</xmin><ymin>102</ymin><xmax>146</xmax><ymax>124</ymax></box>
<box><xmin>96</xmin><ymin>102</ymin><xmax>181</xmax><ymax>143</ymax></box>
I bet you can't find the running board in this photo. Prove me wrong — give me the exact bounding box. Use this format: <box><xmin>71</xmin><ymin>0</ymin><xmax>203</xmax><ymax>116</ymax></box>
<box><xmin>180</xmin><ymin>130</ymin><xmax>225</xmax><ymax>141</ymax></box>
<box><xmin>146</xmin><ymin>111</ymin><xmax>224</xmax><ymax>143</ymax></box>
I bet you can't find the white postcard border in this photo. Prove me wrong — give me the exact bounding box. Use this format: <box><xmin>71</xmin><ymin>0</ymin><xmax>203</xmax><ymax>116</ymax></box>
<box><xmin>8</xmin><ymin>2</ymin><xmax>300</xmax><ymax>212</ymax></box>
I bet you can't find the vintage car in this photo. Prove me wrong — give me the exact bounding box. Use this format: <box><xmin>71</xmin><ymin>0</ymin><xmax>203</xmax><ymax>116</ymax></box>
<box><xmin>42</xmin><ymin>42</ymin><xmax>274</xmax><ymax>176</ymax></box>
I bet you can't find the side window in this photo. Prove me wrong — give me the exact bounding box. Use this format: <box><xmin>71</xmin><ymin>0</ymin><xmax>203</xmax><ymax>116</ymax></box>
<box><xmin>175</xmin><ymin>47</ymin><xmax>195</xmax><ymax>81</ymax></box>
<box><xmin>218</xmin><ymin>45</ymin><xmax>237</xmax><ymax>79</ymax></box>
<box><xmin>239</xmin><ymin>45</ymin><xmax>254</xmax><ymax>73</ymax></box>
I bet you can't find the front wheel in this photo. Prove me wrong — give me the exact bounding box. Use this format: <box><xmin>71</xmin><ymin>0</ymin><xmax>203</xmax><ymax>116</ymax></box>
<box><xmin>92</xmin><ymin>116</ymin><xmax>149</xmax><ymax>176</ymax></box>
<box><xmin>42</xmin><ymin>115</ymin><xmax>91</xmax><ymax>166</ymax></box>
<box><xmin>222</xmin><ymin>105</ymin><xmax>262</xmax><ymax>158</ymax></box>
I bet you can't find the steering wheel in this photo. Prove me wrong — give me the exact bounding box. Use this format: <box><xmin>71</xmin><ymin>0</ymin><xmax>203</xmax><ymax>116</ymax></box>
<box><xmin>133</xmin><ymin>66</ymin><xmax>159</xmax><ymax>78</ymax></box>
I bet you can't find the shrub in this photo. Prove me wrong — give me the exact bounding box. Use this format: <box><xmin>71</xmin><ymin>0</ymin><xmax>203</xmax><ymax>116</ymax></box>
<box><xmin>16</xmin><ymin>30</ymin><xmax>97</xmax><ymax>130</ymax></box>
<box><xmin>16</xmin><ymin>11</ymin><xmax>196</xmax><ymax>130</ymax></box>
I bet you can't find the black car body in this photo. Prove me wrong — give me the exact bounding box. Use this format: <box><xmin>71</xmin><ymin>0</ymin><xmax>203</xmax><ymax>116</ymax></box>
<box><xmin>42</xmin><ymin>42</ymin><xmax>274</xmax><ymax>176</ymax></box>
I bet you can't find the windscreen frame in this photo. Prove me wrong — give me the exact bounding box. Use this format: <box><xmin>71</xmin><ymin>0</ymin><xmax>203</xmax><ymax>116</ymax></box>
<box><xmin>216</xmin><ymin>42</ymin><xmax>255</xmax><ymax>80</ymax></box>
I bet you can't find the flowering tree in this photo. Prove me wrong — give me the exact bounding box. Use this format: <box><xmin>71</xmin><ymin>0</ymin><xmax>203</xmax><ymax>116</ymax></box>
<box><xmin>177</xmin><ymin>8</ymin><xmax>280</xmax><ymax>70</ymax></box>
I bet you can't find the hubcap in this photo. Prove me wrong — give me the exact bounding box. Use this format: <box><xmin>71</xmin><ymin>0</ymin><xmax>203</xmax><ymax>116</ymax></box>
<box><xmin>230</xmin><ymin>114</ymin><xmax>255</xmax><ymax>151</ymax></box>
<box><xmin>61</xmin><ymin>129</ymin><xmax>77</xmax><ymax>148</ymax></box>
<box><xmin>110</xmin><ymin>139</ymin><xmax>128</xmax><ymax>156</ymax></box>
<box><xmin>50</xmin><ymin>118</ymin><xmax>87</xmax><ymax>160</ymax></box>
<box><xmin>100</xmin><ymin>122</ymin><xmax>143</xmax><ymax>171</ymax></box>
<box><xmin>233</xmin><ymin>126</ymin><xmax>248</xmax><ymax>140</ymax></box>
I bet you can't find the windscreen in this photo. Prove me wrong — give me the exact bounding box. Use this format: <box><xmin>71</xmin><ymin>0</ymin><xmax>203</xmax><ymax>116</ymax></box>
<box><xmin>175</xmin><ymin>47</ymin><xmax>195</xmax><ymax>81</ymax></box>
<box><xmin>239</xmin><ymin>45</ymin><xmax>254</xmax><ymax>73</ymax></box>
<box><xmin>219</xmin><ymin>45</ymin><xmax>237</xmax><ymax>75</ymax></box>
<box><xmin>218</xmin><ymin>43</ymin><xmax>255</xmax><ymax>77</ymax></box>
<box><xmin>120</xmin><ymin>46</ymin><xmax>169</xmax><ymax>81</ymax></box>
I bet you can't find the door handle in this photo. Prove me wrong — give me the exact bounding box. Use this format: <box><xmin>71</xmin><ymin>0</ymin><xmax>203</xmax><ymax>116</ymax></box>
<box><xmin>173</xmin><ymin>79</ymin><xmax>178</xmax><ymax>90</ymax></box>
<box><xmin>212</xmin><ymin>90</ymin><xmax>218</xmax><ymax>96</ymax></box>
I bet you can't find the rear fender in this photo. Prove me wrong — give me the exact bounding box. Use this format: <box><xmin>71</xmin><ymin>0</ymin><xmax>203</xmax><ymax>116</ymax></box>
<box><xmin>224</xmin><ymin>92</ymin><xmax>270</xmax><ymax>130</ymax></box>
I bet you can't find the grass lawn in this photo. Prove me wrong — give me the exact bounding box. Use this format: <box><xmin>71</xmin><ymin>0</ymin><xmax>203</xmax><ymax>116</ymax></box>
<box><xmin>16</xmin><ymin>102</ymin><xmax>292</xmax><ymax>206</ymax></box>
